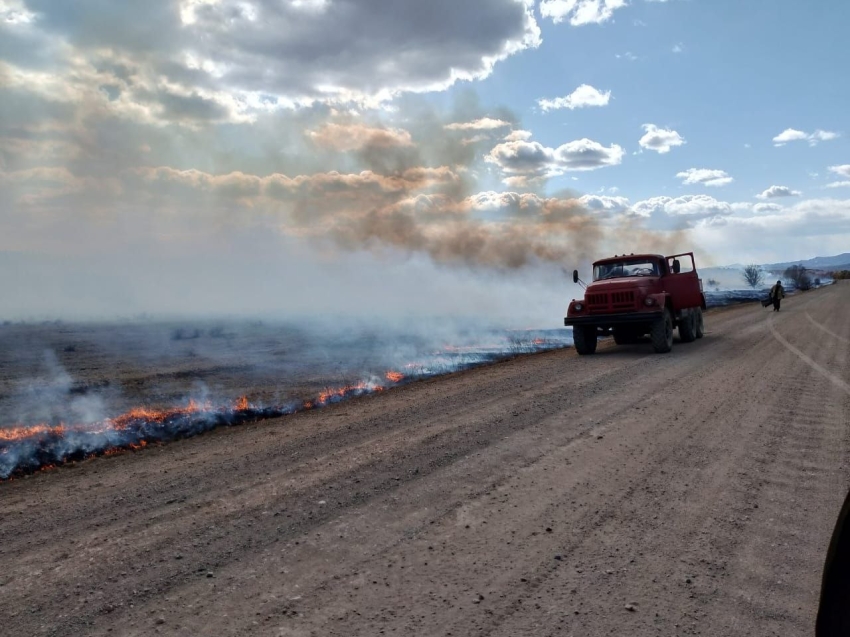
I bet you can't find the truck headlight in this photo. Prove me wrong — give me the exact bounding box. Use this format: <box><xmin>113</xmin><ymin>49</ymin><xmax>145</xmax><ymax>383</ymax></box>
<box><xmin>644</xmin><ymin>297</ymin><xmax>656</xmax><ymax>306</ymax></box>
<box><xmin>574</xmin><ymin>302</ymin><xmax>584</xmax><ymax>311</ymax></box>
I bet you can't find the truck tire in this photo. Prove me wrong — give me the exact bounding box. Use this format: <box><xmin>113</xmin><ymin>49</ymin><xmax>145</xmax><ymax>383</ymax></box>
<box><xmin>572</xmin><ymin>326</ymin><xmax>598</xmax><ymax>355</ymax></box>
<box><xmin>613</xmin><ymin>326</ymin><xmax>640</xmax><ymax>345</ymax></box>
<box><xmin>678</xmin><ymin>309</ymin><xmax>697</xmax><ymax>343</ymax></box>
<box><xmin>695</xmin><ymin>308</ymin><xmax>705</xmax><ymax>338</ymax></box>
<box><xmin>650</xmin><ymin>308</ymin><xmax>673</xmax><ymax>353</ymax></box>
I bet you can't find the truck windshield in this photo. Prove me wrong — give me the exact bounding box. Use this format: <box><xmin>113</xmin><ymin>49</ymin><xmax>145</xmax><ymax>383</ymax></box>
<box><xmin>593</xmin><ymin>259</ymin><xmax>659</xmax><ymax>281</ymax></box>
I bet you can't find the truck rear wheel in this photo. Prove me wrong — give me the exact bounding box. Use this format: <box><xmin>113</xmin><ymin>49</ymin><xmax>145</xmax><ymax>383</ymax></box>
<box><xmin>695</xmin><ymin>308</ymin><xmax>705</xmax><ymax>338</ymax></box>
<box><xmin>572</xmin><ymin>326</ymin><xmax>598</xmax><ymax>355</ymax></box>
<box><xmin>650</xmin><ymin>308</ymin><xmax>673</xmax><ymax>353</ymax></box>
<box><xmin>678</xmin><ymin>309</ymin><xmax>697</xmax><ymax>343</ymax></box>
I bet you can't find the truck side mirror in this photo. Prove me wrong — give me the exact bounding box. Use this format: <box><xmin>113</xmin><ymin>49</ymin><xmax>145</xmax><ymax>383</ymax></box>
<box><xmin>572</xmin><ymin>269</ymin><xmax>579</xmax><ymax>284</ymax></box>
<box><xmin>672</xmin><ymin>259</ymin><xmax>681</xmax><ymax>274</ymax></box>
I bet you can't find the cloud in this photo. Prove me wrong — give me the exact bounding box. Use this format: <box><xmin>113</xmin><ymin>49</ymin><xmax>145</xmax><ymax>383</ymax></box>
<box><xmin>486</xmin><ymin>136</ymin><xmax>624</xmax><ymax>183</ymax></box>
<box><xmin>772</xmin><ymin>128</ymin><xmax>808</xmax><ymax>145</ymax></box>
<box><xmin>753</xmin><ymin>203</ymin><xmax>782</xmax><ymax>213</ymax></box>
<box><xmin>3</xmin><ymin>0</ymin><xmax>541</xmax><ymax>116</ymax></box>
<box><xmin>639</xmin><ymin>124</ymin><xmax>685</xmax><ymax>154</ymax></box>
<box><xmin>537</xmin><ymin>84</ymin><xmax>611</xmax><ymax>111</ymax></box>
<box><xmin>829</xmin><ymin>165</ymin><xmax>850</xmax><ymax>179</ymax></box>
<box><xmin>632</xmin><ymin>194</ymin><xmax>734</xmax><ymax>223</ymax></box>
<box><xmin>757</xmin><ymin>185</ymin><xmax>802</xmax><ymax>199</ymax></box>
<box><xmin>444</xmin><ymin>118</ymin><xmax>512</xmax><ymax>131</ymax></box>
<box><xmin>672</xmin><ymin>43</ymin><xmax>683</xmax><ymax>53</ymax></box>
<box><xmin>0</xmin><ymin>0</ymin><xmax>36</xmax><ymax>24</ymax></box>
<box><xmin>676</xmin><ymin>168</ymin><xmax>733</xmax><ymax>187</ymax></box>
<box><xmin>759</xmin><ymin>186</ymin><xmax>802</xmax><ymax>200</ymax></box>
<box><xmin>825</xmin><ymin>166</ymin><xmax>850</xmax><ymax>189</ymax></box>
<box><xmin>578</xmin><ymin>194</ymin><xmax>631</xmax><ymax>214</ymax></box>
<box><xmin>811</xmin><ymin>130</ymin><xmax>839</xmax><ymax>142</ymax></box>
<box><xmin>539</xmin><ymin>0</ymin><xmax>628</xmax><ymax>26</ymax></box>
<box><xmin>773</xmin><ymin>128</ymin><xmax>840</xmax><ymax>147</ymax></box>
<box><xmin>693</xmin><ymin>197</ymin><xmax>850</xmax><ymax>264</ymax></box>
<box><xmin>550</xmin><ymin>139</ymin><xmax>626</xmax><ymax>171</ymax></box>
<box><xmin>502</xmin><ymin>129</ymin><xmax>533</xmax><ymax>142</ymax></box>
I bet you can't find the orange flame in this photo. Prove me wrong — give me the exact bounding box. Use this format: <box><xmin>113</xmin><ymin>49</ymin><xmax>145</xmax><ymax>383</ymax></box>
<box><xmin>108</xmin><ymin>400</ymin><xmax>207</xmax><ymax>430</ymax></box>
<box><xmin>234</xmin><ymin>396</ymin><xmax>249</xmax><ymax>410</ymax></box>
<box><xmin>0</xmin><ymin>424</ymin><xmax>66</xmax><ymax>442</ymax></box>
<box><xmin>385</xmin><ymin>371</ymin><xmax>404</xmax><ymax>383</ymax></box>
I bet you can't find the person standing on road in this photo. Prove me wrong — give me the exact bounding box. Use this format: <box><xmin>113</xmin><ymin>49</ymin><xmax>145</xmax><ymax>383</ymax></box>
<box><xmin>769</xmin><ymin>280</ymin><xmax>785</xmax><ymax>312</ymax></box>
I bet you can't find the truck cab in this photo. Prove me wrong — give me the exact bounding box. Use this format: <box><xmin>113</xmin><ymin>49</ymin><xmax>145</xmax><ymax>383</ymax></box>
<box><xmin>565</xmin><ymin>252</ymin><xmax>706</xmax><ymax>354</ymax></box>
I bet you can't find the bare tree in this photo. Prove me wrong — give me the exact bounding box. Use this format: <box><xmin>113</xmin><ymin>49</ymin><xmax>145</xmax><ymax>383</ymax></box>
<box><xmin>784</xmin><ymin>265</ymin><xmax>812</xmax><ymax>291</ymax></box>
<box><xmin>742</xmin><ymin>264</ymin><xmax>764</xmax><ymax>289</ymax></box>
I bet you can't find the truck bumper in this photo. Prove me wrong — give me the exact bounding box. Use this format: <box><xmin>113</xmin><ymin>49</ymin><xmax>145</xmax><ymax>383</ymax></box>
<box><xmin>564</xmin><ymin>310</ymin><xmax>662</xmax><ymax>328</ymax></box>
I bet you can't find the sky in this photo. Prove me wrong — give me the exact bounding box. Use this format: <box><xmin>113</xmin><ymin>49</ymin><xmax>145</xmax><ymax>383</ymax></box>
<box><xmin>1</xmin><ymin>0</ymin><xmax>848</xmax><ymax>320</ymax></box>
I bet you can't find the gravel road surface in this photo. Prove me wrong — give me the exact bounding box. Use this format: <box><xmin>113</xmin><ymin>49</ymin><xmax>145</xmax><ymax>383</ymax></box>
<box><xmin>2</xmin><ymin>283</ymin><xmax>848</xmax><ymax>637</ymax></box>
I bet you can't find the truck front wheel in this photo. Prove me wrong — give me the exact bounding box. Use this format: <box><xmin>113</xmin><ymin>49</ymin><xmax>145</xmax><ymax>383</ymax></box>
<box><xmin>650</xmin><ymin>308</ymin><xmax>674</xmax><ymax>353</ymax></box>
<box><xmin>572</xmin><ymin>326</ymin><xmax>598</xmax><ymax>355</ymax></box>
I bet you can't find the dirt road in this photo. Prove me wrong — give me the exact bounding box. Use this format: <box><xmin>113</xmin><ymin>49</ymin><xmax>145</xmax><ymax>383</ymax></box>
<box><xmin>2</xmin><ymin>283</ymin><xmax>848</xmax><ymax>637</ymax></box>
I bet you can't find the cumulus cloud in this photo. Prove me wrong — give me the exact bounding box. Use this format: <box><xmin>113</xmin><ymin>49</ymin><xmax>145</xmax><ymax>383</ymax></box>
<box><xmin>753</xmin><ymin>203</ymin><xmax>783</xmax><ymax>213</ymax></box>
<box><xmin>540</xmin><ymin>0</ymin><xmax>628</xmax><ymax>26</ymax></box>
<box><xmin>772</xmin><ymin>129</ymin><xmax>808</xmax><ymax>145</ymax></box>
<box><xmin>639</xmin><ymin>124</ymin><xmax>685</xmax><ymax>154</ymax></box>
<box><xmin>693</xmin><ymin>197</ymin><xmax>850</xmax><ymax>264</ymax></box>
<box><xmin>826</xmin><ymin>181</ymin><xmax>850</xmax><ymax>189</ymax></box>
<box><xmin>537</xmin><ymin>84</ymin><xmax>611</xmax><ymax>111</ymax></box>
<box><xmin>676</xmin><ymin>168</ymin><xmax>733</xmax><ymax>187</ymax></box>
<box><xmin>502</xmin><ymin>129</ymin><xmax>534</xmax><ymax>142</ymax></box>
<box><xmin>773</xmin><ymin>128</ymin><xmax>840</xmax><ymax>147</ymax></box>
<box><xmin>757</xmin><ymin>185</ymin><xmax>802</xmax><ymax>199</ymax></box>
<box><xmin>578</xmin><ymin>194</ymin><xmax>631</xmax><ymax>214</ymax></box>
<box><xmin>632</xmin><ymin>195</ymin><xmax>734</xmax><ymax>223</ymax></box>
<box><xmin>486</xmin><ymin>136</ymin><xmax>624</xmax><ymax>183</ymax></box>
<box><xmin>2</xmin><ymin>0</ymin><xmax>541</xmax><ymax>118</ymax></box>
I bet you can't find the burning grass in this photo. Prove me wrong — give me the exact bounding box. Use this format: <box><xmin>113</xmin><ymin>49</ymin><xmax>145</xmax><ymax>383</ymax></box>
<box><xmin>0</xmin><ymin>322</ymin><xmax>572</xmax><ymax>480</ymax></box>
<box><xmin>0</xmin><ymin>372</ymin><xmax>414</xmax><ymax>479</ymax></box>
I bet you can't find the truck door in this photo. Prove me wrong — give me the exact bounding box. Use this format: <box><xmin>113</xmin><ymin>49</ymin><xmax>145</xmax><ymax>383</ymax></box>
<box><xmin>664</xmin><ymin>252</ymin><xmax>703</xmax><ymax>311</ymax></box>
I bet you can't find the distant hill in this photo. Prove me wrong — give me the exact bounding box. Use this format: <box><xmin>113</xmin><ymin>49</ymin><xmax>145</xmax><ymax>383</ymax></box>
<box><xmin>762</xmin><ymin>253</ymin><xmax>850</xmax><ymax>270</ymax></box>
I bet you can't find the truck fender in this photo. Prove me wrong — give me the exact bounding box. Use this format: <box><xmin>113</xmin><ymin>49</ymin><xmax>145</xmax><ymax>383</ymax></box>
<box><xmin>645</xmin><ymin>292</ymin><xmax>667</xmax><ymax>309</ymax></box>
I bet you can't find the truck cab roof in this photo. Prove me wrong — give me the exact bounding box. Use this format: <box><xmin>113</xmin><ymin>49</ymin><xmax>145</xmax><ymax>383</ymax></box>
<box><xmin>592</xmin><ymin>254</ymin><xmax>665</xmax><ymax>266</ymax></box>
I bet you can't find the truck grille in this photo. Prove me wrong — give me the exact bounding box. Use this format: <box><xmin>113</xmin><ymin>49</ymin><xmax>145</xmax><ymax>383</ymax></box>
<box><xmin>585</xmin><ymin>291</ymin><xmax>636</xmax><ymax>313</ymax></box>
<box><xmin>611</xmin><ymin>291</ymin><xmax>635</xmax><ymax>307</ymax></box>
